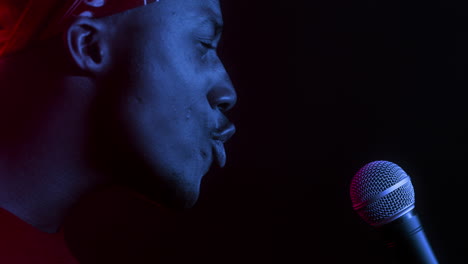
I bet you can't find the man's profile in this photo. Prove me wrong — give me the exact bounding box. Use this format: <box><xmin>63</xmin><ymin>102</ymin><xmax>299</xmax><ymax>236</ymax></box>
<box><xmin>0</xmin><ymin>0</ymin><xmax>236</xmax><ymax>262</ymax></box>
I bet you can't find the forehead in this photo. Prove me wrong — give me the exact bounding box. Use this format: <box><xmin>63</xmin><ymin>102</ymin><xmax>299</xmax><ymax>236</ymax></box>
<box><xmin>158</xmin><ymin>0</ymin><xmax>222</xmax><ymax>25</ymax></box>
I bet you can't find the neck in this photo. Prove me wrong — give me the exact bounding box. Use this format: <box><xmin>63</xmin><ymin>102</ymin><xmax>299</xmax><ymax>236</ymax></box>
<box><xmin>0</xmin><ymin>72</ymin><xmax>111</xmax><ymax>234</ymax></box>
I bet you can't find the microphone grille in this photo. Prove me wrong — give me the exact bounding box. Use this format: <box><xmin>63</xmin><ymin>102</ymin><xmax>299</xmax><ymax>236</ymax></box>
<box><xmin>349</xmin><ymin>160</ymin><xmax>415</xmax><ymax>226</ymax></box>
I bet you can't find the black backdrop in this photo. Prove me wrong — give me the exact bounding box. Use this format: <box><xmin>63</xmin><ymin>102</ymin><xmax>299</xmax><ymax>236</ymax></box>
<box><xmin>64</xmin><ymin>1</ymin><xmax>468</xmax><ymax>263</ymax></box>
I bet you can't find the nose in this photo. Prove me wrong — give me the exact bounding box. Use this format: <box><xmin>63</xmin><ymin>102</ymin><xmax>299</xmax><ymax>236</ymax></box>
<box><xmin>207</xmin><ymin>74</ymin><xmax>237</xmax><ymax>113</ymax></box>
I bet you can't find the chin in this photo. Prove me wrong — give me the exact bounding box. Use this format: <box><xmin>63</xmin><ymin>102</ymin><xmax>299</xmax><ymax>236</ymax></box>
<box><xmin>158</xmin><ymin>189</ymin><xmax>200</xmax><ymax>209</ymax></box>
<box><xmin>171</xmin><ymin>183</ymin><xmax>201</xmax><ymax>209</ymax></box>
<box><xmin>124</xmin><ymin>175</ymin><xmax>201</xmax><ymax>209</ymax></box>
<box><xmin>109</xmin><ymin>147</ymin><xmax>204</xmax><ymax>209</ymax></box>
<box><xmin>179</xmin><ymin>194</ymin><xmax>199</xmax><ymax>209</ymax></box>
<box><xmin>121</xmin><ymin>183</ymin><xmax>200</xmax><ymax>210</ymax></box>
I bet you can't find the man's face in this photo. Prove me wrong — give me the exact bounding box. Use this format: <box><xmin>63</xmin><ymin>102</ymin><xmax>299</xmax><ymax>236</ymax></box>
<box><xmin>95</xmin><ymin>0</ymin><xmax>236</xmax><ymax>208</ymax></box>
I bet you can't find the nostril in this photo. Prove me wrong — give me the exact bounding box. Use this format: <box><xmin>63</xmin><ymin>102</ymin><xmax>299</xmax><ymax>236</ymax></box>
<box><xmin>215</xmin><ymin>95</ymin><xmax>236</xmax><ymax>112</ymax></box>
<box><xmin>217</xmin><ymin>102</ymin><xmax>230</xmax><ymax>112</ymax></box>
<box><xmin>207</xmin><ymin>87</ymin><xmax>237</xmax><ymax>112</ymax></box>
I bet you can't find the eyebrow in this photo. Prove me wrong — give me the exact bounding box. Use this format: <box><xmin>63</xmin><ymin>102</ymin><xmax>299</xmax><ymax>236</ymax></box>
<box><xmin>196</xmin><ymin>6</ymin><xmax>223</xmax><ymax>34</ymax></box>
<box><xmin>198</xmin><ymin>17</ymin><xmax>223</xmax><ymax>37</ymax></box>
<box><xmin>206</xmin><ymin>0</ymin><xmax>223</xmax><ymax>25</ymax></box>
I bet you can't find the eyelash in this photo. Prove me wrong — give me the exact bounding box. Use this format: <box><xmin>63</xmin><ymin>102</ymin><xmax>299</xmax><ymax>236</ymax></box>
<box><xmin>199</xmin><ymin>40</ymin><xmax>215</xmax><ymax>50</ymax></box>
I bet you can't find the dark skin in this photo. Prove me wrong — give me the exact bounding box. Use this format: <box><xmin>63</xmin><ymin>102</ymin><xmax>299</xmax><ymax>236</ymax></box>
<box><xmin>0</xmin><ymin>0</ymin><xmax>236</xmax><ymax>233</ymax></box>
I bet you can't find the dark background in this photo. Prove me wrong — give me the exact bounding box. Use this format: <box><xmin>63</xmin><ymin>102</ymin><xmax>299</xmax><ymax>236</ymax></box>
<box><xmin>65</xmin><ymin>0</ymin><xmax>468</xmax><ymax>263</ymax></box>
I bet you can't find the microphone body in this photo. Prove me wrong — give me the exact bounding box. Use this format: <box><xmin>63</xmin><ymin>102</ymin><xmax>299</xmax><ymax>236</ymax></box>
<box><xmin>378</xmin><ymin>209</ymin><xmax>438</xmax><ymax>264</ymax></box>
<box><xmin>349</xmin><ymin>161</ymin><xmax>438</xmax><ymax>264</ymax></box>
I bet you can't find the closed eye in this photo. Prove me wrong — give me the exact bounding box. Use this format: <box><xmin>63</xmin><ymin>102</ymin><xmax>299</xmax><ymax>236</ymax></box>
<box><xmin>200</xmin><ymin>40</ymin><xmax>215</xmax><ymax>50</ymax></box>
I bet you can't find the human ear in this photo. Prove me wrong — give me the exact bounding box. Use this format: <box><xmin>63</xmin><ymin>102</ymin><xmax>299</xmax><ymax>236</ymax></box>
<box><xmin>65</xmin><ymin>17</ymin><xmax>111</xmax><ymax>76</ymax></box>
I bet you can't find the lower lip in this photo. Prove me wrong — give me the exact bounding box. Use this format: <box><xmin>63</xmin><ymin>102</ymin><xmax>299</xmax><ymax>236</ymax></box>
<box><xmin>212</xmin><ymin>140</ymin><xmax>226</xmax><ymax>168</ymax></box>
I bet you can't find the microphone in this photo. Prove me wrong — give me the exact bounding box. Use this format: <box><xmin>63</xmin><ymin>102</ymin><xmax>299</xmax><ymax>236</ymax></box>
<box><xmin>349</xmin><ymin>160</ymin><xmax>438</xmax><ymax>264</ymax></box>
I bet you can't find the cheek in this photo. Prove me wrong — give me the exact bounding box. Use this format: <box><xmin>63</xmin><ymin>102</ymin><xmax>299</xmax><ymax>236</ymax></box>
<box><xmin>124</xmin><ymin>93</ymin><xmax>210</xmax><ymax>149</ymax></box>
<box><xmin>116</xmin><ymin>46</ymin><xmax>212</xmax><ymax>150</ymax></box>
<box><xmin>167</xmin><ymin>103</ymin><xmax>210</xmax><ymax>143</ymax></box>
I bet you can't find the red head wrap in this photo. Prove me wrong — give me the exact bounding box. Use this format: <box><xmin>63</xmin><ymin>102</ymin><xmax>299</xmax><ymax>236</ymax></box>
<box><xmin>0</xmin><ymin>0</ymin><xmax>159</xmax><ymax>57</ymax></box>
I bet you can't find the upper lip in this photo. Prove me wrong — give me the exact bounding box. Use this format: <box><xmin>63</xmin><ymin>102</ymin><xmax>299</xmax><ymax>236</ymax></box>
<box><xmin>211</xmin><ymin>123</ymin><xmax>236</xmax><ymax>143</ymax></box>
